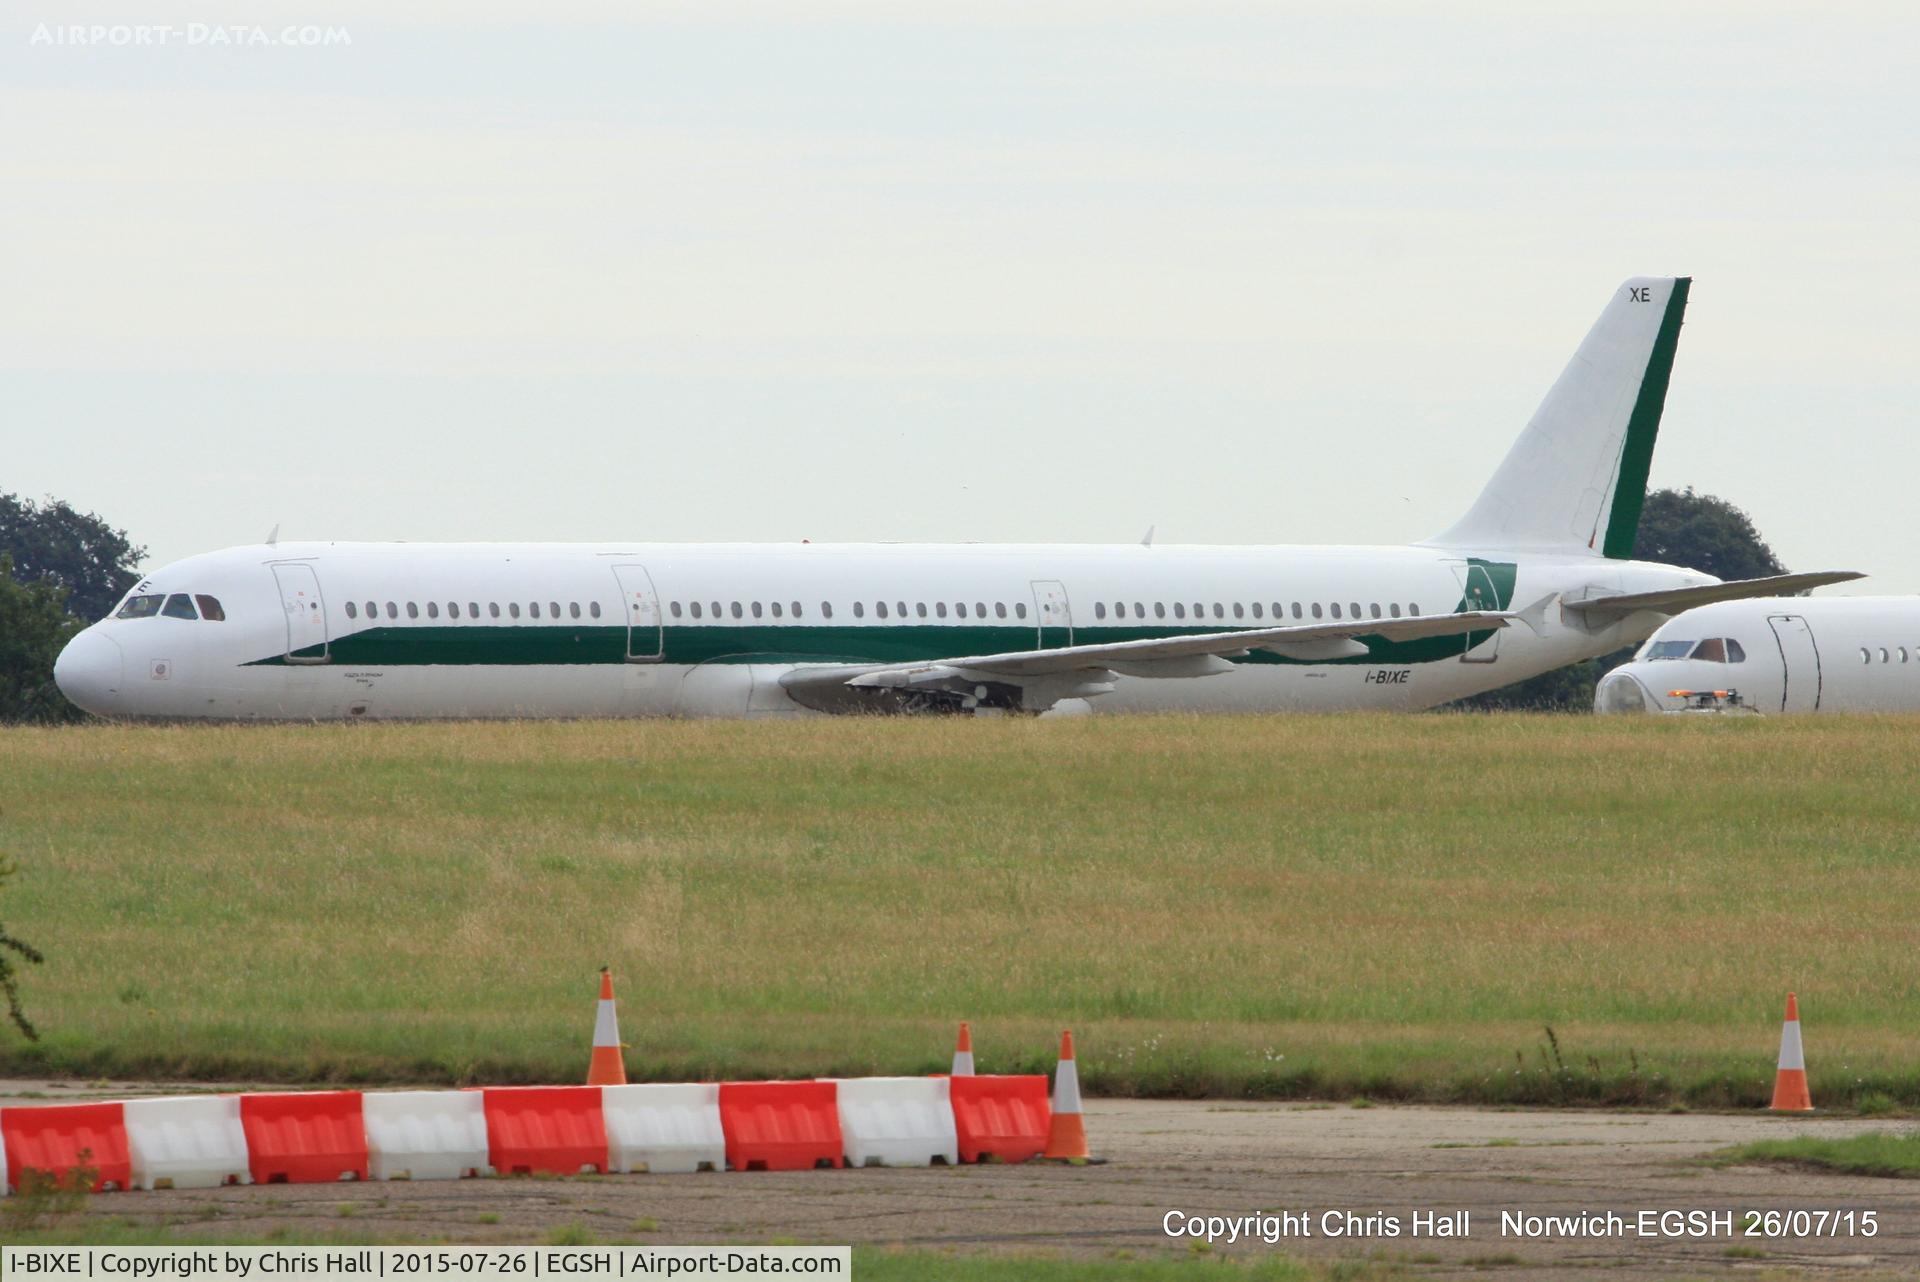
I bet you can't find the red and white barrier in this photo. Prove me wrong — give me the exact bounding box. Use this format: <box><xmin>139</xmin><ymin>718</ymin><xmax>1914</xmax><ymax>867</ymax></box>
<box><xmin>365</xmin><ymin>1090</ymin><xmax>491</xmax><ymax>1181</ymax></box>
<box><xmin>125</xmin><ymin>1096</ymin><xmax>251</xmax><ymax>1190</ymax></box>
<box><xmin>603</xmin><ymin>1083</ymin><xmax>725</xmax><ymax>1174</ymax></box>
<box><xmin>834</xmin><ymin>1077</ymin><xmax>958</xmax><ymax>1168</ymax></box>
<box><xmin>0</xmin><ymin>1070</ymin><xmax>1076</xmax><ymax>1190</ymax></box>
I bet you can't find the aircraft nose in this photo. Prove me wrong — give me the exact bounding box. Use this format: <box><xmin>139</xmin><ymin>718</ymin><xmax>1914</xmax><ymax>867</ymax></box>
<box><xmin>54</xmin><ymin>628</ymin><xmax>125</xmax><ymax>714</ymax></box>
<box><xmin>1594</xmin><ymin>667</ymin><xmax>1658</xmax><ymax>714</ymax></box>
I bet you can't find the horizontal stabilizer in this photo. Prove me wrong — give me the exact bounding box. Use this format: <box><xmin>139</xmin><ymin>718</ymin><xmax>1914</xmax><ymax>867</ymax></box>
<box><xmin>1563</xmin><ymin>571</ymin><xmax>1865</xmax><ymax>618</ymax></box>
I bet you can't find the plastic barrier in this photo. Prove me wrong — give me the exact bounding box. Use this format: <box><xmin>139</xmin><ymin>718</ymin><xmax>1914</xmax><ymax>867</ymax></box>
<box><xmin>834</xmin><ymin>1077</ymin><xmax>957</xmax><ymax>1167</ymax></box>
<box><xmin>2</xmin><ymin>1102</ymin><xmax>132</xmax><ymax>1192</ymax></box>
<box><xmin>1</xmin><ymin>1114</ymin><xmax>7</xmax><ymax>1196</ymax></box>
<box><xmin>124</xmin><ymin>1096</ymin><xmax>251</xmax><ymax>1190</ymax></box>
<box><xmin>718</xmin><ymin>1081</ymin><xmax>843</xmax><ymax>1171</ymax></box>
<box><xmin>240</xmin><ymin>1091</ymin><xmax>368</xmax><ymax>1184</ymax></box>
<box><xmin>603</xmin><ymin>1083</ymin><xmax>725</xmax><ymax>1174</ymax></box>
<box><xmin>948</xmin><ymin>1075</ymin><xmax>1050</xmax><ymax>1164</ymax></box>
<box><xmin>483</xmin><ymin>1087</ymin><xmax>607</xmax><ymax>1176</ymax></box>
<box><xmin>364</xmin><ymin>1090</ymin><xmax>491</xmax><ymax>1181</ymax></box>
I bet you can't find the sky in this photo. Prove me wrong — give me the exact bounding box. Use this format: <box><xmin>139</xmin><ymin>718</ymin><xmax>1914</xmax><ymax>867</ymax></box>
<box><xmin>5</xmin><ymin>2</ymin><xmax>1917</xmax><ymax>589</ymax></box>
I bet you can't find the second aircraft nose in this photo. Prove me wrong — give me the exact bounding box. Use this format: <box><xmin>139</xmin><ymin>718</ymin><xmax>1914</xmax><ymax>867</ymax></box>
<box><xmin>53</xmin><ymin>627</ymin><xmax>124</xmax><ymax>715</ymax></box>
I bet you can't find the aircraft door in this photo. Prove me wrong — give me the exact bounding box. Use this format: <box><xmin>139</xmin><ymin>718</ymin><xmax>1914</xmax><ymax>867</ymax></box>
<box><xmin>270</xmin><ymin>563</ymin><xmax>329</xmax><ymax>664</ymax></box>
<box><xmin>1451</xmin><ymin>562</ymin><xmax>1501</xmax><ymax>663</ymax></box>
<box><xmin>612</xmin><ymin>565</ymin><xmax>665</xmax><ymax>662</ymax></box>
<box><xmin>1767</xmin><ymin>614</ymin><xmax>1821</xmax><ymax>712</ymax></box>
<box><xmin>1031</xmin><ymin>580</ymin><xmax>1072</xmax><ymax>648</ymax></box>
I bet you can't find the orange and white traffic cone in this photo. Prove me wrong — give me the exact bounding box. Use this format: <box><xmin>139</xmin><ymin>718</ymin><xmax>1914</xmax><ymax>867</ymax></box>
<box><xmin>587</xmin><ymin>967</ymin><xmax>627</xmax><ymax>1087</ymax></box>
<box><xmin>1043</xmin><ymin>1030</ymin><xmax>1092</xmax><ymax>1161</ymax></box>
<box><xmin>951</xmin><ymin>1022</ymin><xmax>975</xmax><ymax>1076</ymax></box>
<box><xmin>1769</xmin><ymin>992</ymin><xmax>1812</xmax><ymax>1112</ymax></box>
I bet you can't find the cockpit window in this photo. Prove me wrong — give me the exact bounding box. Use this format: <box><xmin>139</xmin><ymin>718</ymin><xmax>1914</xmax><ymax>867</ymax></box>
<box><xmin>1645</xmin><ymin>636</ymin><xmax>1746</xmax><ymax>663</ymax></box>
<box><xmin>161</xmin><ymin>593</ymin><xmax>198</xmax><ymax>620</ymax></box>
<box><xmin>1693</xmin><ymin>638</ymin><xmax>1726</xmax><ymax>663</ymax></box>
<box><xmin>1725</xmin><ymin>638</ymin><xmax>1746</xmax><ymax>662</ymax></box>
<box><xmin>116</xmin><ymin>594</ymin><xmax>166</xmax><ymax>619</ymax></box>
<box><xmin>194</xmin><ymin>595</ymin><xmax>226</xmax><ymax>622</ymax></box>
<box><xmin>1643</xmin><ymin>639</ymin><xmax>1695</xmax><ymax>660</ymax></box>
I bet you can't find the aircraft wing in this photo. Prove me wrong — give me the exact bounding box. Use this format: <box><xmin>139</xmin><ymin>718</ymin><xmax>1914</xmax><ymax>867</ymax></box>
<box><xmin>779</xmin><ymin>609</ymin><xmax>1513</xmax><ymax>714</ymax></box>
<box><xmin>1562</xmin><ymin>571</ymin><xmax>1865</xmax><ymax>618</ymax></box>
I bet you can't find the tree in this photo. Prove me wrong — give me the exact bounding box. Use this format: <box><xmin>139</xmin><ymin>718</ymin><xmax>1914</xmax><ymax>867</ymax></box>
<box><xmin>1452</xmin><ymin>488</ymin><xmax>1786</xmax><ymax>712</ymax></box>
<box><xmin>0</xmin><ymin>492</ymin><xmax>146</xmax><ymax>623</ymax></box>
<box><xmin>0</xmin><ymin>556</ymin><xmax>87</xmax><ymax>723</ymax></box>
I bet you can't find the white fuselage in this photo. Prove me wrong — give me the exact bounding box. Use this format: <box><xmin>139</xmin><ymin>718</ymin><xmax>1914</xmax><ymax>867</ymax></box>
<box><xmin>1597</xmin><ymin>597</ymin><xmax>1920</xmax><ymax>715</ymax></box>
<box><xmin>55</xmin><ymin>540</ymin><xmax>1707</xmax><ymax>720</ymax></box>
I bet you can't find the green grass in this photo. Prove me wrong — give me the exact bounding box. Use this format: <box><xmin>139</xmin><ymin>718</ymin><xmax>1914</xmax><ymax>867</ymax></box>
<box><xmin>1713</xmin><ymin>1130</ymin><xmax>1920</xmax><ymax>1177</ymax></box>
<box><xmin>4</xmin><ymin>713</ymin><xmax>1920</xmax><ymax>1105</ymax></box>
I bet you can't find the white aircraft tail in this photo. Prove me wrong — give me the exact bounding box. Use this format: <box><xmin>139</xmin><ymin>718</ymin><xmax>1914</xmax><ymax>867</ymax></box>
<box><xmin>1426</xmin><ymin>276</ymin><xmax>1690</xmax><ymax>559</ymax></box>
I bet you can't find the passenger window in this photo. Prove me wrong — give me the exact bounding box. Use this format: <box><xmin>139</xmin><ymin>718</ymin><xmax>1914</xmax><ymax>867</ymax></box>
<box><xmin>792</xmin><ymin>602</ymin><xmax>802</xmax><ymax>617</ymax></box>
<box><xmin>936</xmin><ymin>603</ymin><xmax>947</xmax><ymax>619</ymax></box>
<box><xmin>1134</xmin><ymin>603</ymin><xmax>1145</xmax><ymax>619</ymax></box>
<box><xmin>489</xmin><ymin>603</ymin><xmax>501</xmax><ymax>618</ymax></box>
<box><xmin>448</xmin><ymin>602</ymin><xmax>460</xmax><ymax>619</ymax></box>
<box><xmin>1213</xmin><ymin>603</ymin><xmax>1224</xmax><ymax>619</ymax></box>
<box><xmin>917</xmin><ymin>603</ymin><xmax>928</xmax><ymax>618</ymax></box>
<box><xmin>671</xmin><ymin>602</ymin><xmax>683</xmax><ymax>618</ymax></box>
<box><xmin>571</xmin><ymin>602</ymin><xmax>581</xmax><ymax>619</ymax></box>
<box><xmin>550</xmin><ymin>602</ymin><xmax>560</xmax><ymax>618</ymax></box>
<box><xmin>1882</xmin><ymin>648</ymin><xmax>1891</xmax><ymax>664</ymax></box>
<box><xmin>691</xmin><ymin>602</ymin><xmax>703</xmax><ymax>619</ymax></box>
<box><xmin>1155</xmin><ymin>602</ymin><xmax>1166</xmax><ymax>619</ymax></box>
<box><xmin>897</xmin><ymin>602</ymin><xmax>907</xmax><ymax>617</ymax></box>
<box><xmin>954</xmin><ymin>603</ymin><xmax>966</xmax><ymax>618</ymax></box>
<box><xmin>161</xmin><ymin>594</ymin><xmax>198</xmax><ymax>619</ymax></box>
<box><xmin>1234</xmin><ymin>603</ymin><xmax>1244</xmax><ymax>619</ymax></box>
<box><xmin>1292</xmin><ymin>603</ymin><xmax>1303</xmax><ymax>619</ymax></box>
<box><xmin>1312</xmin><ymin>603</ymin><xmax>1323</xmax><ymax>619</ymax></box>
<box><xmin>822</xmin><ymin>602</ymin><xmax>834</xmax><ymax>619</ymax></box>
<box><xmin>854</xmin><ymin>602</ymin><xmax>866</xmax><ymax>618</ymax></box>
<box><xmin>345</xmin><ymin>601</ymin><xmax>358</xmax><ymax>619</ymax></box>
<box><xmin>1902</xmin><ymin>647</ymin><xmax>1910</xmax><ymax>664</ymax></box>
<box><xmin>1370</xmin><ymin>603</ymin><xmax>1381</xmax><ymax>619</ymax></box>
<box><xmin>406</xmin><ymin>602</ymin><xmax>419</xmax><ymax>619</ymax></box>
<box><xmin>771</xmin><ymin>601</ymin><xmax>783</xmax><ymax>618</ymax></box>
<box><xmin>976</xmin><ymin>602</ymin><xmax>987</xmax><ymax>617</ymax></box>
<box><xmin>387</xmin><ymin>602</ymin><xmax>399</xmax><ymax>619</ymax></box>
<box><xmin>1389</xmin><ymin>603</ymin><xmax>1401</xmax><ymax>618</ymax></box>
<box><xmin>1174</xmin><ymin>603</ymin><xmax>1187</xmax><ymax>619</ymax></box>
<box><xmin>529</xmin><ymin>602</ymin><xmax>540</xmax><ymax>619</ymax></box>
<box><xmin>509</xmin><ymin>603</ymin><xmax>521</xmax><ymax>619</ymax></box>
<box><xmin>727</xmin><ymin>603</ymin><xmax>740</xmax><ymax>618</ymax></box>
<box><xmin>194</xmin><ymin>594</ymin><xmax>225</xmax><ymax>621</ymax></box>
<box><xmin>1861</xmin><ymin>648</ymin><xmax>1871</xmax><ymax>664</ymax></box>
<box><xmin>366</xmin><ymin>601</ymin><xmax>378</xmax><ymax>618</ymax></box>
<box><xmin>1016</xmin><ymin>603</ymin><xmax>1028</xmax><ymax>619</ymax></box>
<box><xmin>711</xmin><ymin>601</ymin><xmax>721</xmax><ymax>618</ymax></box>
<box><xmin>751</xmin><ymin>602</ymin><xmax>763</xmax><ymax>619</ymax></box>
<box><xmin>1694</xmin><ymin>638</ymin><xmax>1727</xmax><ymax>663</ymax></box>
<box><xmin>1330</xmin><ymin>603</ymin><xmax>1342</xmax><ymax>619</ymax></box>
<box><xmin>1192</xmin><ymin>603</ymin><xmax>1203</xmax><ymax>618</ymax></box>
<box><xmin>1095</xmin><ymin>602</ymin><xmax>1107</xmax><ymax>620</ymax></box>
<box><xmin>427</xmin><ymin>602</ymin><xmax>440</xmax><ymax>619</ymax></box>
<box><xmin>1410</xmin><ymin>603</ymin><xmax>1420</xmax><ymax>616</ymax></box>
<box><xmin>115</xmin><ymin>593</ymin><xmax>166</xmax><ymax>619</ymax></box>
<box><xmin>470</xmin><ymin>602</ymin><xmax>480</xmax><ymax>618</ymax></box>
<box><xmin>997</xmin><ymin>603</ymin><xmax>1008</xmax><ymax>619</ymax></box>
<box><xmin>1251</xmin><ymin>603</ymin><xmax>1263</xmax><ymax>619</ymax></box>
<box><xmin>590</xmin><ymin>602</ymin><xmax>601</xmax><ymax>619</ymax></box>
<box><xmin>1349</xmin><ymin>602</ymin><xmax>1361</xmax><ymax>618</ymax></box>
<box><xmin>876</xmin><ymin>602</ymin><xmax>889</xmax><ymax>619</ymax></box>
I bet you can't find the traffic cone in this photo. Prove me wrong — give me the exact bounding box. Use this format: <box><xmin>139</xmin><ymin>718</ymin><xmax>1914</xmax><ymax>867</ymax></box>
<box><xmin>587</xmin><ymin>967</ymin><xmax>627</xmax><ymax>1086</ymax></box>
<box><xmin>1043</xmin><ymin>1030</ymin><xmax>1092</xmax><ymax>1161</ymax></box>
<box><xmin>951</xmin><ymin>1022</ymin><xmax>975</xmax><ymax>1076</ymax></box>
<box><xmin>1769</xmin><ymin>992</ymin><xmax>1812</xmax><ymax>1112</ymax></box>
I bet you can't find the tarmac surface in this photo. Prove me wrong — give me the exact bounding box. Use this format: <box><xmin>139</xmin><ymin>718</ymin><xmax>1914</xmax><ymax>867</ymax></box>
<box><xmin>3</xmin><ymin>1081</ymin><xmax>1915</xmax><ymax>1278</ymax></box>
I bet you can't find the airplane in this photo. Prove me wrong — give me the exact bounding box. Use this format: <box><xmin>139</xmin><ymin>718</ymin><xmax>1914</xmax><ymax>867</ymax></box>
<box><xmin>53</xmin><ymin>276</ymin><xmax>1862</xmax><ymax>722</ymax></box>
<box><xmin>1597</xmin><ymin>597</ymin><xmax>1920</xmax><ymax>715</ymax></box>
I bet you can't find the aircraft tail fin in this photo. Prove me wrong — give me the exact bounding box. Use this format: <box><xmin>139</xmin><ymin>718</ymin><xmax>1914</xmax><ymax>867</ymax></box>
<box><xmin>1425</xmin><ymin>276</ymin><xmax>1690</xmax><ymax>559</ymax></box>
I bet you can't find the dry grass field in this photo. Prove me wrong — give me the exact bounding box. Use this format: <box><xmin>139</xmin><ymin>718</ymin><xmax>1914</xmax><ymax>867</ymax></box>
<box><xmin>1</xmin><ymin>713</ymin><xmax>1917</xmax><ymax>1105</ymax></box>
